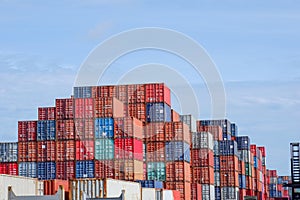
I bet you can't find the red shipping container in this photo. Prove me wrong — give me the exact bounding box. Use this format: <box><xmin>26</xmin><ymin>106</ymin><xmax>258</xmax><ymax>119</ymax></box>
<box><xmin>18</xmin><ymin>121</ymin><xmax>37</xmax><ymax>142</ymax></box>
<box><xmin>56</xmin><ymin>98</ymin><xmax>74</xmax><ymax>119</ymax></box>
<box><xmin>37</xmin><ymin>141</ymin><xmax>56</xmax><ymax>162</ymax></box>
<box><xmin>56</xmin><ymin>161</ymin><xmax>75</xmax><ymax>180</ymax></box>
<box><xmin>38</xmin><ymin>107</ymin><xmax>56</xmax><ymax>120</ymax></box>
<box><xmin>220</xmin><ymin>155</ymin><xmax>239</xmax><ymax>171</ymax></box>
<box><xmin>258</xmin><ymin>146</ymin><xmax>266</xmax><ymax>157</ymax></box>
<box><xmin>250</xmin><ymin>144</ymin><xmax>257</xmax><ymax>156</ymax></box>
<box><xmin>18</xmin><ymin>141</ymin><xmax>37</xmax><ymax>162</ymax></box>
<box><xmin>196</xmin><ymin>125</ymin><xmax>223</xmax><ymax>141</ymax></box>
<box><xmin>238</xmin><ymin>160</ymin><xmax>246</xmax><ymax>175</ymax></box>
<box><xmin>56</xmin><ymin>120</ymin><xmax>75</xmax><ymax>140</ymax></box>
<box><xmin>246</xmin><ymin>189</ymin><xmax>254</xmax><ymax>196</ymax></box>
<box><xmin>116</xmin><ymin>85</ymin><xmax>128</xmax><ymax>103</ymax></box>
<box><xmin>114</xmin><ymin>160</ymin><xmax>143</xmax><ymax>181</ymax></box>
<box><xmin>146</xmin><ymin>141</ymin><xmax>165</xmax><ymax>162</ymax></box>
<box><xmin>246</xmin><ymin>176</ymin><xmax>253</xmax><ymax>190</ymax></box>
<box><xmin>192</xmin><ymin>166</ymin><xmax>214</xmax><ymax>184</ymax></box>
<box><xmin>0</xmin><ymin>163</ymin><xmax>18</xmax><ymax>175</ymax></box>
<box><xmin>166</xmin><ymin>161</ymin><xmax>191</xmax><ymax>182</ymax></box>
<box><xmin>74</xmin><ymin>119</ymin><xmax>94</xmax><ymax>140</ymax></box>
<box><xmin>165</xmin><ymin>181</ymin><xmax>191</xmax><ymax>200</ymax></box>
<box><xmin>172</xmin><ymin>190</ymin><xmax>181</xmax><ymax>200</ymax></box>
<box><xmin>191</xmin><ymin>149</ymin><xmax>214</xmax><ymax>167</ymax></box>
<box><xmin>94</xmin><ymin>160</ymin><xmax>115</xmax><ymax>179</ymax></box>
<box><xmin>74</xmin><ymin>98</ymin><xmax>94</xmax><ymax>119</ymax></box>
<box><xmin>128</xmin><ymin>84</ymin><xmax>146</xmax><ymax>104</ymax></box>
<box><xmin>220</xmin><ymin>171</ymin><xmax>239</xmax><ymax>187</ymax></box>
<box><xmin>239</xmin><ymin>189</ymin><xmax>246</xmax><ymax>200</ymax></box>
<box><xmin>165</xmin><ymin>122</ymin><xmax>190</xmax><ymax>144</ymax></box>
<box><xmin>191</xmin><ymin>183</ymin><xmax>202</xmax><ymax>200</ymax></box>
<box><xmin>268</xmin><ymin>169</ymin><xmax>277</xmax><ymax>177</ymax></box>
<box><xmin>144</xmin><ymin>122</ymin><xmax>165</xmax><ymax>142</ymax></box>
<box><xmin>43</xmin><ymin>179</ymin><xmax>69</xmax><ymax>195</ymax></box>
<box><xmin>114</xmin><ymin>117</ymin><xmax>143</xmax><ymax>139</ymax></box>
<box><xmin>145</xmin><ymin>83</ymin><xmax>171</xmax><ymax>106</ymax></box>
<box><xmin>75</xmin><ymin>140</ymin><xmax>94</xmax><ymax>160</ymax></box>
<box><xmin>171</xmin><ymin>109</ymin><xmax>180</xmax><ymax>122</ymax></box>
<box><xmin>92</xmin><ymin>85</ymin><xmax>116</xmax><ymax>98</ymax></box>
<box><xmin>128</xmin><ymin>103</ymin><xmax>146</xmax><ymax>122</ymax></box>
<box><xmin>114</xmin><ymin>138</ymin><xmax>143</xmax><ymax>161</ymax></box>
<box><xmin>57</xmin><ymin>140</ymin><xmax>75</xmax><ymax>161</ymax></box>
<box><xmin>94</xmin><ymin>97</ymin><xmax>124</xmax><ymax>118</ymax></box>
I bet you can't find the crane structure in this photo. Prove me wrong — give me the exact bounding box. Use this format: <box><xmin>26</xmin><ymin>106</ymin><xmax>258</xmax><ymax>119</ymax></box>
<box><xmin>291</xmin><ymin>142</ymin><xmax>300</xmax><ymax>200</ymax></box>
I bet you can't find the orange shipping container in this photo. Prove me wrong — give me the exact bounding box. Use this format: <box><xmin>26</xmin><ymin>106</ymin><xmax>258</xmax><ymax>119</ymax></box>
<box><xmin>74</xmin><ymin>98</ymin><xmax>94</xmax><ymax>119</ymax></box>
<box><xmin>146</xmin><ymin>141</ymin><xmax>166</xmax><ymax>162</ymax></box>
<box><xmin>165</xmin><ymin>181</ymin><xmax>191</xmax><ymax>200</ymax></box>
<box><xmin>37</xmin><ymin>141</ymin><xmax>56</xmax><ymax>162</ymax></box>
<box><xmin>92</xmin><ymin>85</ymin><xmax>116</xmax><ymax>98</ymax></box>
<box><xmin>191</xmin><ymin>149</ymin><xmax>214</xmax><ymax>167</ymax></box>
<box><xmin>192</xmin><ymin>166</ymin><xmax>214</xmax><ymax>184</ymax></box>
<box><xmin>55</xmin><ymin>98</ymin><xmax>74</xmax><ymax>120</ymax></box>
<box><xmin>191</xmin><ymin>183</ymin><xmax>202</xmax><ymax>200</ymax></box>
<box><xmin>94</xmin><ymin>97</ymin><xmax>124</xmax><ymax>118</ymax></box>
<box><xmin>196</xmin><ymin>125</ymin><xmax>223</xmax><ymax>141</ymax></box>
<box><xmin>165</xmin><ymin>122</ymin><xmax>190</xmax><ymax>144</ymax></box>
<box><xmin>74</xmin><ymin>119</ymin><xmax>94</xmax><ymax>140</ymax></box>
<box><xmin>171</xmin><ymin>109</ymin><xmax>181</xmax><ymax>122</ymax></box>
<box><xmin>18</xmin><ymin>141</ymin><xmax>37</xmax><ymax>162</ymax></box>
<box><xmin>43</xmin><ymin>179</ymin><xmax>69</xmax><ymax>195</ymax></box>
<box><xmin>145</xmin><ymin>83</ymin><xmax>171</xmax><ymax>106</ymax></box>
<box><xmin>220</xmin><ymin>171</ymin><xmax>239</xmax><ymax>187</ymax></box>
<box><xmin>127</xmin><ymin>84</ymin><xmax>146</xmax><ymax>104</ymax></box>
<box><xmin>38</xmin><ymin>107</ymin><xmax>56</xmax><ymax>120</ymax></box>
<box><xmin>144</xmin><ymin>122</ymin><xmax>165</xmax><ymax>142</ymax></box>
<box><xmin>114</xmin><ymin>117</ymin><xmax>143</xmax><ymax>139</ymax></box>
<box><xmin>239</xmin><ymin>160</ymin><xmax>246</xmax><ymax>175</ymax></box>
<box><xmin>56</xmin><ymin>161</ymin><xmax>75</xmax><ymax>180</ymax></box>
<box><xmin>56</xmin><ymin>140</ymin><xmax>75</xmax><ymax>161</ymax></box>
<box><xmin>166</xmin><ymin>161</ymin><xmax>191</xmax><ymax>182</ymax></box>
<box><xmin>128</xmin><ymin>103</ymin><xmax>146</xmax><ymax>122</ymax></box>
<box><xmin>56</xmin><ymin>120</ymin><xmax>75</xmax><ymax>140</ymax></box>
<box><xmin>114</xmin><ymin>160</ymin><xmax>143</xmax><ymax>181</ymax></box>
<box><xmin>220</xmin><ymin>155</ymin><xmax>239</xmax><ymax>171</ymax></box>
<box><xmin>94</xmin><ymin>160</ymin><xmax>114</xmax><ymax>179</ymax></box>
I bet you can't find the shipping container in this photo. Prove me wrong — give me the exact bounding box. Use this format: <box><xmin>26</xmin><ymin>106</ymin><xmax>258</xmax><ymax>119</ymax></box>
<box><xmin>56</xmin><ymin>140</ymin><xmax>75</xmax><ymax>161</ymax></box>
<box><xmin>215</xmin><ymin>186</ymin><xmax>221</xmax><ymax>200</ymax></box>
<box><xmin>74</xmin><ymin>98</ymin><xmax>94</xmax><ymax>118</ymax></box>
<box><xmin>75</xmin><ymin>160</ymin><xmax>94</xmax><ymax>179</ymax></box>
<box><xmin>74</xmin><ymin>86</ymin><xmax>92</xmax><ymax>98</ymax></box>
<box><xmin>75</xmin><ymin>140</ymin><xmax>94</xmax><ymax>160</ymax></box>
<box><xmin>74</xmin><ymin>118</ymin><xmax>94</xmax><ymax>140</ymax></box>
<box><xmin>239</xmin><ymin>174</ymin><xmax>247</xmax><ymax>189</ymax></box>
<box><xmin>0</xmin><ymin>174</ymin><xmax>43</xmax><ymax>198</ymax></box>
<box><xmin>38</xmin><ymin>162</ymin><xmax>56</xmax><ymax>180</ymax></box>
<box><xmin>0</xmin><ymin>142</ymin><xmax>18</xmax><ymax>162</ymax></box>
<box><xmin>116</xmin><ymin>85</ymin><xmax>128</xmax><ymax>103</ymax></box>
<box><xmin>230</xmin><ymin>123</ymin><xmax>238</xmax><ymax>137</ymax></box>
<box><xmin>191</xmin><ymin>183</ymin><xmax>202</xmax><ymax>200</ymax></box>
<box><xmin>141</xmin><ymin>188</ymin><xmax>156</xmax><ymax>200</ymax></box>
<box><xmin>166</xmin><ymin>141</ymin><xmax>190</xmax><ymax>163</ymax></box>
<box><xmin>197</xmin><ymin>125</ymin><xmax>223</xmax><ymax>141</ymax></box>
<box><xmin>192</xmin><ymin>132</ymin><xmax>214</xmax><ymax>150</ymax></box>
<box><xmin>114</xmin><ymin>160</ymin><xmax>143</xmax><ymax>181</ymax></box>
<box><xmin>146</xmin><ymin>141</ymin><xmax>166</xmax><ymax>162</ymax></box>
<box><xmin>191</xmin><ymin>148</ymin><xmax>214</xmax><ymax>167</ymax></box>
<box><xmin>220</xmin><ymin>171</ymin><xmax>239</xmax><ymax>187</ymax></box>
<box><xmin>136</xmin><ymin>180</ymin><xmax>164</xmax><ymax>189</ymax></box>
<box><xmin>180</xmin><ymin>114</ymin><xmax>197</xmax><ymax>133</ymax></box>
<box><xmin>236</xmin><ymin>136</ymin><xmax>250</xmax><ymax>150</ymax></box>
<box><xmin>221</xmin><ymin>187</ymin><xmax>239</xmax><ymax>200</ymax></box>
<box><xmin>165</xmin><ymin>181</ymin><xmax>191</xmax><ymax>200</ymax></box>
<box><xmin>214</xmin><ymin>141</ymin><xmax>220</xmax><ymax>156</ymax></box>
<box><xmin>192</xmin><ymin>166</ymin><xmax>214</xmax><ymax>184</ymax></box>
<box><xmin>145</xmin><ymin>83</ymin><xmax>171</xmax><ymax>106</ymax></box>
<box><xmin>38</xmin><ymin>107</ymin><xmax>56</xmax><ymax>120</ymax></box>
<box><xmin>94</xmin><ymin>118</ymin><xmax>114</xmax><ymax>138</ymax></box>
<box><xmin>128</xmin><ymin>103</ymin><xmax>146</xmax><ymax>122</ymax></box>
<box><xmin>56</xmin><ymin>119</ymin><xmax>75</xmax><ymax>140</ymax></box>
<box><xmin>94</xmin><ymin>160</ymin><xmax>114</xmax><ymax>179</ymax></box>
<box><xmin>214</xmin><ymin>156</ymin><xmax>220</xmax><ymax>171</ymax></box>
<box><xmin>18</xmin><ymin>141</ymin><xmax>37</xmax><ymax>162</ymax></box>
<box><xmin>166</xmin><ymin>161</ymin><xmax>190</xmax><ymax>182</ymax></box>
<box><xmin>201</xmin><ymin>184</ymin><xmax>215</xmax><ymax>200</ymax></box>
<box><xmin>18</xmin><ymin>162</ymin><xmax>37</xmax><ymax>178</ymax></box>
<box><xmin>238</xmin><ymin>149</ymin><xmax>251</xmax><ymax>163</ymax></box>
<box><xmin>147</xmin><ymin>162</ymin><xmax>166</xmax><ymax>181</ymax></box>
<box><xmin>37</xmin><ymin>120</ymin><xmax>56</xmax><ymax>141</ymax></box>
<box><xmin>114</xmin><ymin>138</ymin><xmax>143</xmax><ymax>160</ymax></box>
<box><xmin>171</xmin><ymin>109</ymin><xmax>180</xmax><ymax>122</ymax></box>
<box><xmin>95</xmin><ymin>139</ymin><xmax>114</xmax><ymax>160</ymax></box>
<box><xmin>146</xmin><ymin>102</ymin><xmax>171</xmax><ymax>122</ymax></box>
<box><xmin>94</xmin><ymin>97</ymin><xmax>124</xmax><ymax>118</ymax></box>
<box><xmin>70</xmin><ymin>178</ymin><xmax>141</xmax><ymax>200</ymax></box>
<box><xmin>43</xmin><ymin>179</ymin><xmax>69</xmax><ymax>195</ymax></box>
<box><xmin>144</xmin><ymin>122</ymin><xmax>165</xmax><ymax>142</ymax></box>
<box><xmin>37</xmin><ymin>141</ymin><xmax>56</xmax><ymax>162</ymax></box>
<box><xmin>219</xmin><ymin>140</ymin><xmax>238</xmax><ymax>156</ymax></box>
<box><xmin>215</xmin><ymin>171</ymin><xmax>220</xmax><ymax>187</ymax></box>
<box><xmin>0</xmin><ymin>163</ymin><xmax>18</xmax><ymax>175</ymax></box>
<box><xmin>258</xmin><ymin>146</ymin><xmax>266</xmax><ymax>157</ymax></box>
<box><xmin>91</xmin><ymin>85</ymin><xmax>116</xmax><ymax>98</ymax></box>
<box><xmin>18</xmin><ymin>121</ymin><xmax>37</xmax><ymax>142</ymax></box>
<box><xmin>164</xmin><ymin>122</ymin><xmax>190</xmax><ymax>143</ymax></box>
<box><xmin>114</xmin><ymin>117</ymin><xmax>143</xmax><ymax>139</ymax></box>
<box><xmin>56</xmin><ymin>98</ymin><xmax>74</xmax><ymax>119</ymax></box>
<box><xmin>56</xmin><ymin>161</ymin><xmax>75</xmax><ymax>180</ymax></box>
<box><xmin>198</xmin><ymin>119</ymin><xmax>231</xmax><ymax>135</ymax></box>
<box><xmin>128</xmin><ymin>84</ymin><xmax>146</xmax><ymax>104</ymax></box>
<box><xmin>219</xmin><ymin>155</ymin><xmax>239</xmax><ymax>171</ymax></box>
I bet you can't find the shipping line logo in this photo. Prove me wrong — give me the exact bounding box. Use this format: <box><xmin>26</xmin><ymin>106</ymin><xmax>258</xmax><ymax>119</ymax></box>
<box><xmin>74</xmin><ymin>27</ymin><xmax>226</xmax><ymax>179</ymax></box>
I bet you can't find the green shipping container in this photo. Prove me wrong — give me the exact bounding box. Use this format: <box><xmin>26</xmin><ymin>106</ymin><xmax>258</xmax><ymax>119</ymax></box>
<box><xmin>95</xmin><ymin>139</ymin><xmax>114</xmax><ymax>160</ymax></box>
<box><xmin>245</xmin><ymin>162</ymin><xmax>252</xmax><ymax>176</ymax></box>
<box><xmin>147</xmin><ymin>162</ymin><xmax>166</xmax><ymax>181</ymax></box>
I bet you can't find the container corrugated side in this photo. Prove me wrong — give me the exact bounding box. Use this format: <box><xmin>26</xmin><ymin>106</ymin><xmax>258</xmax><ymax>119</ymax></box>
<box><xmin>37</xmin><ymin>162</ymin><xmax>56</xmax><ymax>180</ymax></box>
<box><xmin>0</xmin><ymin>142</ymin><xmax>18</xmax><ymax>162</ymax></box>
<box><xmin>95</xmin><ymin>118</ymin><xmax>114</xmax><ymax>138</ymax></box>
<box><xmin>19</xmin><ymin>162</ymin><xmax>37</xmax><ymax>178</ymax></box>
<box><xmin>95</xmin><ymin>139</ymin><xmax>114</xmax><ymax>160</ymax></box>
<box><xmin>37</xmin><ymin>120</ymin><xmax>56</xmax><ymax>141</ymax></box>
<box><xmin>147</xmin><ymin>162</ymin><xmax>166</xmax><ymax>181</ymax></box>
<box><xmin>166</xmin><ymin>141</ymin><xmax>190</xmax><ymax>163</ymax></box>
<box><xmin>146</xmin><ymin>102</ymin><xmax>171</xmax><ymax>123</ymax></box>
<box><xmin>142</xmin><ymin>188</ymin><xmax>156</xmax><ymax>200</ymax></box>
<box><xmin>180</xmin><ymin>114</ymin><xmax>196</xmax><ymax>133</ymax></box>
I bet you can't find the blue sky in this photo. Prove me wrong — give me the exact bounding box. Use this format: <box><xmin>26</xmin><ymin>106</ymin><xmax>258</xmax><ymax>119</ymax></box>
<box><xmin>0</xmin><ymin>0</ymin><xmax>300</xmax><ymax>174</ymax></box>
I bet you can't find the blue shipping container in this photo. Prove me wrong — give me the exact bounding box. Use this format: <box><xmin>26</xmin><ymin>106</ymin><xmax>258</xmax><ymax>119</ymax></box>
<box><xmin>74</xmin><ymin>86</ymin><xmax>92</xmax><ymax>98</ymax></box>
<box><xmin>239</xmin><ymin>174</ymin><xmax>246</xmax><ymax>189</ymax></box>
<box><xmin>215</xmin><ymin>187</ymin><xmax>221</xmax><ymax>200</ymax></box>
<box><xmin>165</xmin><ymin>141</ymin><xmax>190</xmax><ymax>163</ymax></box>
<box><xmin>219</xmin><ymin>140</ymin><xmax>238</xmax><ymax>156</ymax></box>
<box><xmin>146</xmin><ymin>103</ymin><xmax>171</xmax><ymax>122</ymax></box>
<box><xmin>76</xmin><ymin>160</ymin><xmax>94</xmax><ymax>179</ymax></box>
<box><xmin>236</xmin><ymin>136</ymin><xmax>250</xmax><ymax>150</ymax></box>
<box><xmin>222</xmin><ymin>133</ymin><xmax>231</xmax><ymax>140</ymax></box>
<box><xmin>136</xmin><ymin>180</ymin><xmax>164</xmax><ymax>189</ymax></box>
<box><xmin>95</xmin><ymin>118</ymin><xmax>114</xmax><ymax>138</ymax></box>
<box><xmin>214</xmin><ymin>156</ymin><xmax>220</xmax><ymax>171</ymax></box>
<box><xmin>37</xmin><ymin>120</ymin><xmax>56</xmax><ymax>141</ymax></box>
<box><xmin>38</xmin><ymin>162</ymin><xmax>56</xmax><ymax>180</ymax></box>
<box><xmin>231</xmin><ymin>123</ymin><xmax>238</xmax><ymax>136</ymax></box>
<box><xmin>254</xmin><ymin>156</ymin><xmax>258</xmax><ymax>168</ymax></box>
<box><xmin>19</xmin><ymin>162</ymin><xmax>37</xmax><ymax>178</ymax></box>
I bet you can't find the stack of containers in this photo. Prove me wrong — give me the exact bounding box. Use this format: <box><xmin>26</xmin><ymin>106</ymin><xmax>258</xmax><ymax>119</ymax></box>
<box><xmin>56</xmin><ymin>98</ymin><xmax>75</xmax><ymax>180</ymax></box>
<box><xmin>251</xmin><ymin>144</ymin><xmax>263</xmax><ymax>199</ymax></box>
<box><xmin>191</xmin><ymin>131</ymin><xmax>215</xmax><ymax>200</ymax></box>
<box><xmin>236</xmin><ymin>136</ymin><xmax>251</xmax><ymax>200</ymax></box>
<box><xmin>277</xmin><ymin>176</ymin><xmax>292</xmax><ymax>198</ymax></box>
<box><xmin>196</xmin><ymin>122</ymin><xmax>223</xmax><ymax>200</ymax></box>
<box><xmin>37</xmin><ymin>107</ymin><xmax>56</xmax><ymax>180</ymax></box>
<box><xmin>219</xmin><ymin>140</ymin><xmax>239</xmax><ymax>200</ymax></box>
<box><xmin>199</xmin><ymin>119</ymin><xmax>232</xmax><ymax>140</ymax></box>
<box><xmin>258</xmin><ymin>146</ymin><xmax>268</xmax><ymax>199</ymax></box>
<box><xmin>164</xmin><ymin>122</ymin><xmax>191</xmax><ymax>200</ymax></box>
<box><xmin>18</xmin><ymin>121</ymin><xmax>38</xmax><ymax>178</ymax></box>
<box><xmin>0</xmin><ymin>142</ymin><xmax>18</xmax><ymax>175</ymax></box>
<box><xmin>268</xmin><ymin>170</ymin><xmax>278</xmax><ymax>198</ymax></box>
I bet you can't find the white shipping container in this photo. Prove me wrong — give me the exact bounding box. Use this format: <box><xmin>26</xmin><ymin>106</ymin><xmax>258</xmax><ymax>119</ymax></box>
<box><xmin>162</xmin><ymin>190</ymin><xmax>174</xmax><ymax>200</ymax></box>
<box><xmin>221</xmin><ymin>187</ymin><xmax>239</xmax><ymax>200</ymax></box>
<box><xmin>238</xmin><ymin>150</ymin><xmax>250</xmax><ymax>163</ymax></box>
<box><xmin>192</xmin><ymin>132</ymin><xmax>213</xmax><ymax>150</ymax></box>
<box><xmin>142</xmin><ymin>188</ymin><xmax>156</xmax><ymax>200</ymax></box>
<box><xmin>202</xmin><ymin>184</ymin><xmax>215</xmax><ymax>200</ymax></box>
<box><xmin>0</xmin><ymin>174</ymin><xmax>43</xmax><ymax>200</ymax></box>
<box><xmin>180</xmin><ymin>115</ymin><xmax>196</xmax><ymax>133</ymax></box>
<box><xmin>214</xmin><ymin>172</ymin><xmax>220</xmax><ymax>187</ymax></box>
<box><xmin>106</xmin><ymin>179</ymin><xmax>141</xmax><ymax>200</ymax></box>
